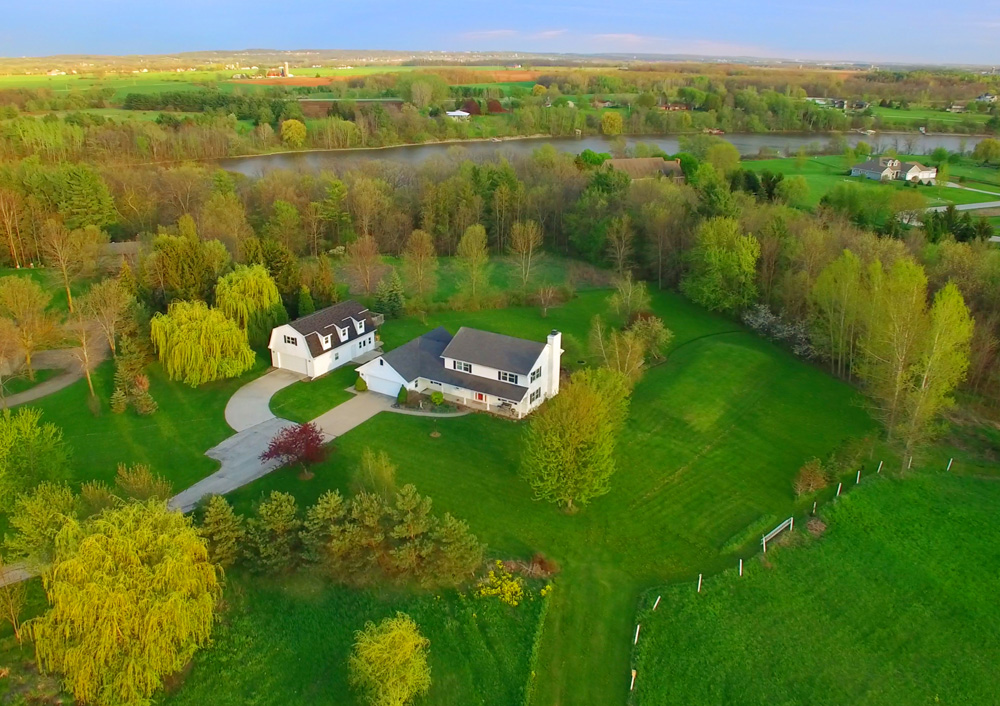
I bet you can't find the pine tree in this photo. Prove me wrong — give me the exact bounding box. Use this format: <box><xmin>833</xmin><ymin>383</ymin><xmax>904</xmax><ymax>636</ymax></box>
<box><xmin>425</xmin><ymin>513</ymin><xmax>485</xmax><ymax>587</ymax></box>
<box><xmin>248</xmin><ymin>491</ymin><xmax>302</xmax><ymax>573</ymax></box>
<box><xmin>374</xmin><ymin>268</ymin><xmax>405</xmax><ymax>319</ymax></box>
<box><xmin>389</xmin><ymin>485</ymin><xmax>436</xmax><ymax>579</ymax></box>
<box><xmin>297</xmin><ymin>285</ymin><xmax>316</xmax><ymax>317</ymax></box>
<box><xmin>300</xmin><ymin>489</ymin><xmax>347</xmax><ymax>567</ymax></box>
<box><xmin>199</xmin><ymin>495</ymin><xmax>245</xmax><ymax>568</ymax></box>
<box><xmin>349</xmin><ymin>492</ymin><xmax>391</xmax><ymax>579</ymax></box>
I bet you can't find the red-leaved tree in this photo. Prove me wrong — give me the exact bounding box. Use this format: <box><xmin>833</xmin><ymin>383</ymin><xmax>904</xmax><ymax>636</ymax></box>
<box><xmin>260</xmin><ymin>423</ymin><xmax>327</xmax><ymax>477</ymax></box>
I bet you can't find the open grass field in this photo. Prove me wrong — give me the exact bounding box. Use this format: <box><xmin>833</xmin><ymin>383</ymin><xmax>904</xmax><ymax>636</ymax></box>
<box><xmin>744</xmin><ymin>155</ymin><xmax>1000</xmax><ymax>208</ymax></box>
<box><xmin>163</xmin><ymin>573</ymin><xmax>547</xmax><ymax>706</ymax></box>
<box><xmin>632</xmin><ymin>471</ymin><xmax>1000</xmax><ymax>705</ymax></box>
<box><xmin>870</xmin><ymin>105</ymin><xmax>992</xmax><ymax>126</ymax></box>
<box><xmin>19</xmin><ymin>354</ymin><xmax>268</xmax><ymax>492</ymax></box>
<box><xmin>221</xmin><ymin>288</ymin><xmax>874</xmax><ymax>705</ymax></box>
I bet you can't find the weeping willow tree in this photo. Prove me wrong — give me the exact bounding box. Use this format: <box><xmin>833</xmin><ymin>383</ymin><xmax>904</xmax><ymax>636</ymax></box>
<box><xmin>214</xmin><ymin>264</ymin><xmax>288</xmax><ymax>347</ymax></box>
<box><xmin>150</xmin><ymin>300</ymin><xmax>255</xmax><ymax>387</ymax></box>
<box><xmin>31</xmin><ymin>500</ymin><xmax>222</xmax><ymax>706</ymax></box>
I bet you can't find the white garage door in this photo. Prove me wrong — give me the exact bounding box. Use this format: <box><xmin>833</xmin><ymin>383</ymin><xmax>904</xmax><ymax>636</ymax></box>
<box><xmin>364</xmin><ymin>373</ymin><xmax>403</xmax><ymax>397</ymax></box>
<box><xmin>276</xmin><ymin>352</ymin><xmax>309</xmax><ymax>376</ymax></box>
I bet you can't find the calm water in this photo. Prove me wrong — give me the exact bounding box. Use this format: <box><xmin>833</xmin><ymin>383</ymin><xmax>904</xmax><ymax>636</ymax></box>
<box><xmin>218</xmin><ymin>133</ymin><xmax>987</xmax><ymax>176</ymax></box>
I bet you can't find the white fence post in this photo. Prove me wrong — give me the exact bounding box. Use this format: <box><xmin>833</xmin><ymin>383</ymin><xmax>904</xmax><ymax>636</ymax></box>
<box><xmin>856</xmin><ymin>470</ymin><xmax>861</xmax><ymax>484</ymax></box>
<box><xmin>812</xmin><ymin>500</ymin><xmax>817</xmax><ymax>515</ymax></box>
<box><xmin>652</xmin><ymin>595</ymin><xmax>661</xmax><ymax>611</ymax></box>
<box><xmin>908</xmin><ymin>456</ymin><xmax>913</xmax><ymax>469</ymax></box>
<box><xmin>634</xmin><ymin>624</ymin><xmax>641</xmax><ymax>645</ymax></box>
<box><xmin>697</xmin><ymin>574</ymin><xmax>703</xmax><ymax>593</ymax></box>
<box><xmin>762</xmin><ymin>536</ymin><xmax>767</xmax><ymax>553</ymax></box>
<box><xmin>947</xmin><ymin>457</ymin><xmax>954</xmax><ymax>471</ymax></box>
<box><xmin>836</xmin><ymin>482</ymin><xmax>842</xmax><ymax>497</ymax></box>
<box><xmin>789</xmin><ymin>516</ymin><xmax>794</xmax><ymax>532</ymax></box>
<box><xmin>877</xmin><ymin>460</ymin><xmax>883</xmax><ymax>474</ymax></box>
<box><xmin>739</xmin><ymin>558</ymin><xmax>743</xmax><ymax>576</ymax></box>
<box><xmin>630</xmin><ymin>669</ymin><xmax>636</xmax><ymax>691</ymax></box>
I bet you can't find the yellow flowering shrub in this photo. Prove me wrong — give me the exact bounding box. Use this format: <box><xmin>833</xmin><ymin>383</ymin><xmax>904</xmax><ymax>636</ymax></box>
<box><xmin>476</xmin><ymin>561</ymin><xmax>525</xmax><ymax>607</ymax></box>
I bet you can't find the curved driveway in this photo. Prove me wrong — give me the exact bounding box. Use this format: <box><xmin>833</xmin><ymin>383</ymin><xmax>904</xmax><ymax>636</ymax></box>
<box><xmin>224</xmin><ymin>368</ymin><xmax>304</xmax><ymax>432</ymax></box>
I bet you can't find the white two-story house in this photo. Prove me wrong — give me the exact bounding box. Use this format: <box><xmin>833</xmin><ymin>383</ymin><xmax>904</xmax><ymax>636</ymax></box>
<box><xmin>357</xmin><ymin>326</ymin><xmax>563</xmax><ymax>418</ymax></box>
<box><xmin>268</xmin><ymin>300</ymin><xmax>381</xmax><ymax>379</ymax></box>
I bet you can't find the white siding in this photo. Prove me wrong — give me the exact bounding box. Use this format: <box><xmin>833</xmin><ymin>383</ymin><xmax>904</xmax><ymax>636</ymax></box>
<box><xmin>357</xmin><ymin>357</ymin><xmax>407</xmax><ymax>397</ymax></box>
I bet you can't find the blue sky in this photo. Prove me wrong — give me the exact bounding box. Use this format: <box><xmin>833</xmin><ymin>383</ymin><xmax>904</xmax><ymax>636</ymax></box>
<box><xmin>1</xmin><ymin>0</ymin><xmax>996</xmax><ymax>64</ymax></box>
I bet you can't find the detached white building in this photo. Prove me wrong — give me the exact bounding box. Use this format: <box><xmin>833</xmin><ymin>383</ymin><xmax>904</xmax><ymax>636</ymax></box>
<box><xmin>268</xmin><ymin>300</ymin><xmax>382</xmax><ymax>379</ymax></box>
<box><xmin>357</xmin><ymin>327</ymin><xmax>562</xmax><ymax>418</ymax></box>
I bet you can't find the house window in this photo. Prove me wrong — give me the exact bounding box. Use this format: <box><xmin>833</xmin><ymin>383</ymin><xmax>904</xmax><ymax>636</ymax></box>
<box><xmin>430</xmin><ymin>380</ymin><xmax>441</xmax><ymax>386</ymax></box>
<box><xmin>530</xmin><ymin>388</ymin><xmax>542</xmax><ymax>403</ymax></box>
<box><xmin>283</xmin><ymin>335</ymin><xmax>297</xmax><ymax>346</ymax></box>
<box><xmin>530</xmin><ymin>368</ymin><xmax>541</xmax><ymax>383</ymax></box>
<box><xmin>354</xmin><ymin>320</ymin><xmax>365</xmax><ymax>334</ymax></box>
<box><xmin>499</xmin><ymin>371</ymin><xmax>518</xmax><ymax>384</ymax></box>
<box><xmin>453</xmin><ymin>360</ymin><xmax>472</xmax><ymax>373</ymax></box>
<box><xmin>322</xmin><ymin>335</ymin><xmax>332</xmax><ymax>349</ymax></box>
<box><xmin>379</xmin><ymin>359</ymin><xmax>384</xmax><ymax>366</ymax></box>
<box><xmin>335</xmin><ymin>352</ymin><xmax>340</xmax><ymax>361</ymax></box>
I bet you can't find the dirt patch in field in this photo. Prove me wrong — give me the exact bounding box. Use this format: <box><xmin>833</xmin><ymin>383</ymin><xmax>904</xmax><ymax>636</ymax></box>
<box><xmin>971</xmin><ymin>207</ymin><xmax>1000</xmax><ymax>217</ymax></box>
<box><xmin>807</xmin><ymin>518</ymin><xmax>827</xmax><ymax>537</ymax></box>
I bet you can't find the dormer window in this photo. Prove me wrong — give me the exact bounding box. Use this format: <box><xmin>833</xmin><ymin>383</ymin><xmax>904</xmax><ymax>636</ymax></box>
<box><xmin>338</xmin><ymin>326</ymin><xmax>349</xmax><ymax>341</ymax></box>
<box><xmin>353</xmin><ymin>318</ymin><xmax>365</xmax><ymax>335</ymax></box>
<box><xmin>322</xmin><ymin>335</ymin><xmax>333</xmax><ymax>349</ymax></box>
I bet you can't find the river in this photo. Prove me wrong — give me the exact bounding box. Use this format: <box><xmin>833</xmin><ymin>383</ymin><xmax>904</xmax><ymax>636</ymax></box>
<box><xmin>218</xmin><ymin>132</ymin><xmax>988</xmax><ymax>176</ymax></box>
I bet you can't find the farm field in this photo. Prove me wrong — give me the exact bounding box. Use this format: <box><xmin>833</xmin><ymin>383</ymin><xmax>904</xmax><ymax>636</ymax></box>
<box><xmin>632</xmin><ymin>472</ymin><xmax>1000</xmax><ymax>705</ymax></box>
<box><xmin>870</xmin><ymin>105</ymin><xmax>991</xmax><ymax>125</ymax></box>
<box><xmin>220</xmin><ymin>288</ymin><xmax>874</xmax><ymax>705</ymax></box>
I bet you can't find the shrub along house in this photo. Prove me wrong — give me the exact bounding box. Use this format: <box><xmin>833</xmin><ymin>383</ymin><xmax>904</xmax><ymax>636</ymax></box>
<box><xmin>268</xmin><ymin>300</ymin><xmax>383</xmax><ymax>379</ymax></box>
<box><xmin>357</xmin><ymin>327</ymin><xmax>563</xmax><ymax>418</ymax></box>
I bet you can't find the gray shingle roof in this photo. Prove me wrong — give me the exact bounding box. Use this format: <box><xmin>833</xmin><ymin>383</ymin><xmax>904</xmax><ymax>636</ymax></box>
<box><xmin>852</xmin><ymin>160</ymin><xmax>890</xmax><ymax>172</ymax></box>
<box><xmin>381</xmin><ymin>327</ymin><xmax>532</xmax><ymax>401</ymax></box>
<box><xmin>288</xmin><ymin>300</ymin><xmax>375</xmax><ymax>357</ymax></box>
<box><xmin>440</xmin><ymin>327</ymin><xmax>545</xmax><ymax>376</ymax></box>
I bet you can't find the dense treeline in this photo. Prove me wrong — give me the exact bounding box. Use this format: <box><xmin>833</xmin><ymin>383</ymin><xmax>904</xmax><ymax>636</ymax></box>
<box><xmin>2</xmin><ymin>137</ymin><xmax>998</xmax><ymax>408</ymax></box>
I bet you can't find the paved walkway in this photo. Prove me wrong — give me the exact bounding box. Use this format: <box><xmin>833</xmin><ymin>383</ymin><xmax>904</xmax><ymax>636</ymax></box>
<box><xmin>312</xmin><ymin>392</ymin><xmax>395</xmax><ymax>438</ymax></box>
<box><xmin>224</xmin><ymin>368</ymin><xmax>304</xmax><ymax>432</ymax></box>
<box><xmin>3</xmin><ymin>343</ymin><xmax>109</xmax><ymax>408</ymax></box>
<box><xmin>926</xmin><ymin>199</ymin><xmax>1000</xmax><ymax>213</ymax></box>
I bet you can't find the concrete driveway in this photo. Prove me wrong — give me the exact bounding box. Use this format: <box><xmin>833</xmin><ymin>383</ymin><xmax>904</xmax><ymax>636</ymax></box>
<box><xmin>312</xmin><ymin>391</ymin><xmax>395</xmax><ymax>438</ymax></box>
<box><xmin>224</xmin><ymin>368</ymin><xmax>304</xmax><ymax>432</ymax></box>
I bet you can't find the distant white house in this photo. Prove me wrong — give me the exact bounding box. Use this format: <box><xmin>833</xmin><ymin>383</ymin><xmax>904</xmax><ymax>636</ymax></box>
<box><xmin>357</xmin><ymin>327</ymin><xmax>562</xmax><ymax>418</ymax></box>
<box><xmin>268</xmin><ymin>300</ymin><xmax>382</xmax><ymax>379</ymax></box>
<box><xmin>851</xmin><ymin>157</ymin><xmax>937</xmax><ymax>184</ymax></box>
<box><xmin>446</xmin><ymin>110</ymin><xmax>470</xmax><ymax>120</ymax></box>
<box><xmin>977</xmin><ymin>93</ymin><xmax>997</xmax><ymax>103</ymax></box>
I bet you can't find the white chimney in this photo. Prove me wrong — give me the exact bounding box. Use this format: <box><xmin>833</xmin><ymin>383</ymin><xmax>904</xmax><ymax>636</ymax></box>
<box><xmin>546</xmin><ymin>330</ymin><xmax>562</xmax><ymax>397</ymax></box>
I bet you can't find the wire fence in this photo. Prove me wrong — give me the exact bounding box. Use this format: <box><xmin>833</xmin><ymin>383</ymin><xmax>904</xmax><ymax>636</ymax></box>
<box><xmin>626</xmin><ymin>455</ymin><xmax>958</xmax><ymax>696</ymax></box>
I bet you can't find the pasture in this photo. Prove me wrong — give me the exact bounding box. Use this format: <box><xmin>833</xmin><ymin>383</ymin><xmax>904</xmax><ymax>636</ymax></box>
<box><xmin>219</xmin><ymin>288</ymin><xmax>873</xmax><ymax>705</ymax></box>
<box><xmin>632</xmin><ymin>472</ymin><xmax>1000</xmax><ymax>705</ymax></box>
<box><xmin>870</xmin><ymin>105</ymin><xmax>991</xmax><ymax>126</ymax></box>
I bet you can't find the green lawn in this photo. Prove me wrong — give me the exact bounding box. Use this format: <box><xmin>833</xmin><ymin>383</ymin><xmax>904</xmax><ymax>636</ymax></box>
<box><xmin>223</xmin><ymin>288</ymin><xmax>874</xmax><ymax>705</ymax></box>
<box><xmin>0</xmin><ymin>267</ymin><xmax>89</xmax><ymax>313</ymax></box>
<box><xmin>745</xmin><ymin>155</ymin><xmax>1000</xmax><ymax>209</ymax></box>
<box><xmin>632</xmin><ymin>472</ymin><xmax>1000</xmax><ymax>705</ymax></box>
<box><xmin>18</xmin><ymin>354</ymin><xmax>269</xmax><ymax>492</ymax></box>
<box><xmin>163</xmin><ymin>573</ymin><xmax>547</xmax><ymax>706</ymax></box>
<box><xmin>870</xmin><ymin>105</ymin><xmax>991</xmax><ymax>126</ymax></box>
<box><xmin>269</xmin><ymin>365</ymin><xmax>358</xmax><ymax>423</ymax></box>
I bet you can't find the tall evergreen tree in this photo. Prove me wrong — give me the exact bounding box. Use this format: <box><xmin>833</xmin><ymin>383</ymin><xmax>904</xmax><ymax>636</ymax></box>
<box><xmin>374</xmin><ymin>268</ymin><xmax>405</xmax><ymax>319</ymax></box>
<box><xmin>199</xmin><ymin>495</ymin><xmax>245</xmax><ymax>569</ymax></box>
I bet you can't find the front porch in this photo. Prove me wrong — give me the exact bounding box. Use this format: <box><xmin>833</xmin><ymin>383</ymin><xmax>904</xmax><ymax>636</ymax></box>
<box><xmin>418</xmin><ymin>385</ymin><xmax>523</xmax><ymax>419</ymax></box>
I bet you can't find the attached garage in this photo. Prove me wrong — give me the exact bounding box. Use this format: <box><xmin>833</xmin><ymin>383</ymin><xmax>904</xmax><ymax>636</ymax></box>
<box><xmin>272</xmin><ymin>350</ymin><xmax>309</xmax><ymax>376</ymax></box>
<box><xmin>359</xmin><ymin>358</ymin><xmax>407</xmax><ymax>397</ymax></box>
